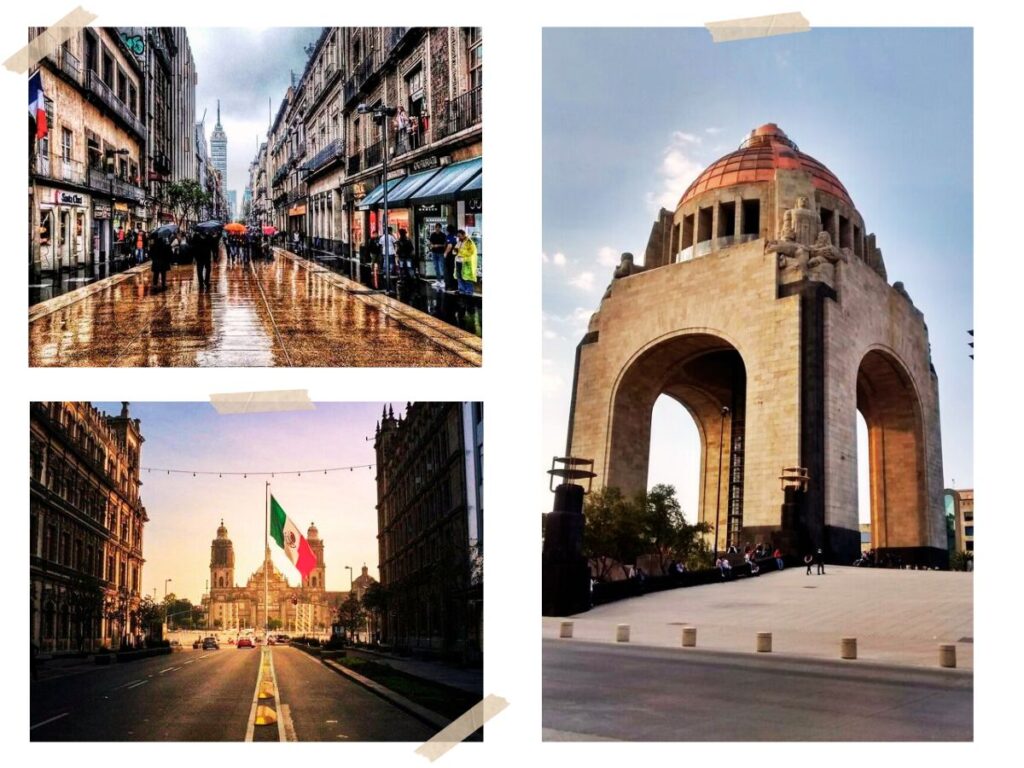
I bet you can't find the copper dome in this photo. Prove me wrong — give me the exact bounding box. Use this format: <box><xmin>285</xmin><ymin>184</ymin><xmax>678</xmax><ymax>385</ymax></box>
<box><xmin>680</xmin><ymin>124</ymin><xmax>852</xmax><ymax>207</ymax></box>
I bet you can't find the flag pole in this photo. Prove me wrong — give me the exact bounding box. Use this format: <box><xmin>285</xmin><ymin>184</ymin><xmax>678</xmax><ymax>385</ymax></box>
<box><xmin>265</xmin><ymin>481</ymin><xmax>270</xmax><ymax>639</ymax></box>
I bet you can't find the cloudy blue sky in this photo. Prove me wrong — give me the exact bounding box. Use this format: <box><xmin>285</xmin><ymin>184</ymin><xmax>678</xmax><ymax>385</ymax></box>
<box><xmin>190</xmin><ymin>28</ymin><xmax>320</xmax><ymax>211</ymax></box>
<box><xmin>542</xmin><ymin>28</ymin><xmax>973</xmax><ymax>522</ymax></box>
<box><xmin>96</xmin><ymin>402</ymin><xmax>394</xmax><ymax>603</ymax></box>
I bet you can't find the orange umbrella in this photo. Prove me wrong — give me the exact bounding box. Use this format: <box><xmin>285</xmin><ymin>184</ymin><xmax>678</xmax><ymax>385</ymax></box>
<box><xmin>224</xmin><ymin>222</ymin><xmax>246</xmax><ymax>234</ymax></box>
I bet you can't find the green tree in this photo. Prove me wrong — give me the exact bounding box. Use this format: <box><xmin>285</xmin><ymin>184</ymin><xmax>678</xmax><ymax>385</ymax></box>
<box><xmin>336</xmin><ymin>592</ymin><xmax>365</xmax><ymax>642</ymax></box>
<box><xmin>213</xmin><ymin>618</ymin><xmax>223</xmax><ymax>629</ymax></box>
<box><xmin>641</xmin><ymin>484</ymin><xmax>714</xmax><ymax>573</ymax></box>
<box><xmin>164</xmin><ymin>179</ymin><xmax>211</xmax><ymax>230</ymax></box>
<box><xmin>267</xmin><ymin>618</ymin><xmax>283</xmax><ymax>631</ymax></box>
<box><xmin>582</xmin><ymin>486</ymin><xmax>646</xmax><ymax>580</ymax></box>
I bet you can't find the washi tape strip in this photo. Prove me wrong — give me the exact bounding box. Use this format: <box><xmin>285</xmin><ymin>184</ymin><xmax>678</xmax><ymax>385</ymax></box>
<box><xmin>210</xmin><ymin>390</ymin><xmax>315</xmax><ymax>415</ymax></box>
<box><xmin>706</xmin><ymin>11</ymin><xmax>810</xmax><ymax>43</ymax></box>
<box><xmin>5</xmin><ymin>6</ymin><xmax>98</xmax><ymax>73</ymax></box>
<box><xmin>415</xmin><ymin>694</ymin><xmax>508</xmax><ymax>761</ymax></box>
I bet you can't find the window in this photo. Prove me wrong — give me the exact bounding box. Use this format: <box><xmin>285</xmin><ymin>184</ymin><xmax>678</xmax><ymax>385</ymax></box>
<box><xmin>116</xmin><ymin>66</ymin><xmax>127</xmax><ymax>103</ymax></box>
<box><xmin>718</xmin><ymin>201</ymin><xmax>736</xmax><ymax>239</ymax></box>
<box><xmin>741</xmin><ymin>199</ymin><xmax>761</xmax><ymax>236</ymax></box>
<box><xmin>965</xmin><ymin>526</ymin><xmax>974</xmax><ymax>537</ymax></box>
<box><xmin>466</xmin><ymin>29</ymin><xmax>482</xmax><ymax>91</ymax></box>
<box><xmin>101</xmin><ymin>51</ymin><xmax>113</xmax><ymax>86</ymax></box>
<box><xmin>61</xmin><ymin>128</ymin><xmax>73</xmax><ymax>162</ymax></box>
<box><xmin>128</xmin><ymin>83</ymin><xmax>137</xmax><ymax>116</ymax></box>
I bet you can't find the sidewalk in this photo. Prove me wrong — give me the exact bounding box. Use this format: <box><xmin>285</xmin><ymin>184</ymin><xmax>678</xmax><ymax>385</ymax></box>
<box><xmin>345</xmin><ymin>648</ymin><xmax>482</xmax><ymax>695</ymax></box>
<box><xmin>33</xmin><ymin>654</ymin><xmax>99</xmax><ymax>682</ymax></box>
<box><xmin>543</xmin><ymin>566</ymin><xmax>973</xmax><ymax>670</ymax></box>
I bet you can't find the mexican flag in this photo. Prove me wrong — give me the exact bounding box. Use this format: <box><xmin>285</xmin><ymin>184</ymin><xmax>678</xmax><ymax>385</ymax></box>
<box><xmin>269</xmin><ymin>495</ymin><xmax>316</xmax><ymax>579</ymax></box>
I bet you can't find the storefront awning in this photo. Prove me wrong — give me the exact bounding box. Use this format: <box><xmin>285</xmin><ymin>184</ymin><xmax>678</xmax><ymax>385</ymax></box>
<box><xmin>406</xmin><ymin>157</ymin><xmax>482</xmax><ymax>206</ymax></box>
<box><xmin>461</xmin><ymin>171</ymin><xmax>482</xmax><ymax>195</ymax></box>
<box><xmin>357</xmin><ymin>177</ymin><xmax>403</xmax><ymax>210</ymax></box>
<box><xmin>384</xmin><ymin>168</ymin><xmax>444</xmax><ymax>208</ymax></box>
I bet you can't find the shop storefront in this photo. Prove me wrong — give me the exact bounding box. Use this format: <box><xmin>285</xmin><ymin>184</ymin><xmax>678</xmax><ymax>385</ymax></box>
<box><xmin>92</xmin><ymin>200</ymin><xmax>111</xmax><ymax>262</ymax></box>
<box><xmin>34</xmin><ymin>186</ymin><xmax>92</xmax><ymax>272</ymax></box>
<box><xmin>288</xmin><ymin>203</ymin><xmax>307</xmax><ymax>236</ymax></box>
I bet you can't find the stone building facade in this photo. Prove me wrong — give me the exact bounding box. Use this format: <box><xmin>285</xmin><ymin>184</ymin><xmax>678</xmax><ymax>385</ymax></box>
<box><xmin>30</xmin><ymin>402</ymin><xmax>147</xmax><ymax>653</ymax></box>
<box><xmin>254</xmin><ymin>28</ymin><xmax>483</xmax><ymax>282</ymax></box>
<box><xmin>566</xmin><ymin>123</ymin><xmax>946</xmax><ymax>567</ymax></box>
<box><xmin>202</xmin><ymin>521</ymin><xmax>345</xmax><ymax>633</ymax></box>
<box><xmin>375</xmin><ymin>402</ymin><xmax>482</xmax><ymax>661</ymax></box>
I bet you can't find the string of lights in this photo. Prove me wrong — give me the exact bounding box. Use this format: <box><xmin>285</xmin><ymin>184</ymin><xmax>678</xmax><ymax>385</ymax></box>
<box><xmin>142</xmin><ymin>463</ymin><xmax>376</xmax><ymax>478</ymax></box>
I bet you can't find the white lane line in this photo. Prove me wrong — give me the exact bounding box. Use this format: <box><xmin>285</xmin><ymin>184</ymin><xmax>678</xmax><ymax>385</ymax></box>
<box><xmin>200</xmin><ymin>654</ymin><xmax>211</xmax><ymax>659</ymax></box>
<box><xmin>125</xmin><ymin>680</ymin><xmax>148</xmax><ymax>690</ymax></box>
<box><xmin>244</xmin><ymin>646</ymin><xmax>264</xmax><ymax>742</ymax></box>
<box><xmin>268</xmin><ymin>646</ymin><xmax>286</xmax><ymax>742</ymax></box>
<box><xmin>183</xmin><ymin>660</ymin><xmax>195</xmax><ymax>665</ymax></box>
<box><xmin>279</xmin><ymin>703</ymin><xmax>297</xmax><ymax>742</ymax></box>
<box><xmin>30</xmin><ymin>712</ymin><xmax>69</xmax><ymax>730</ymax></box>
<box><xmin>158</xmin><ymin>667</ymin><xmax>174</xmax><ymax>674</ymax></box>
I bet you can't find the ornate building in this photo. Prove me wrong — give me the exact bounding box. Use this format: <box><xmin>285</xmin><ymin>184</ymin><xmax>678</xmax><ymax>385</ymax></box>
<box><xmin>375</xmin><ymin>402</ymin><xmax>482</xmax><ymax>662</ymax></box>
<box><xmin>30</xmin><ymin>402</ymin><xmax>147</xmax><ymax>653</ymax></box>
<box><xmin>566</xmin><ymin>123</ymin><xmax>946</xmax><ymax>568</ymax></box>
<box><xmin>202</xmin><ymin>520</ymin><xmax>345</xmax><ymax>633</ymax></box>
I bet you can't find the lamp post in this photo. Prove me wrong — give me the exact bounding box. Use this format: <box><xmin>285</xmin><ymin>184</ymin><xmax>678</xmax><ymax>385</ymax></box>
<box><xmin>345</xmin><ymin>565</ymin><xmax>354</xmax><ymax>591</ymax></box>
<box><xmin>357</xmin><ymin>103</ymin><xmax>397</xmax><ymax>296</ymax></box>
<box><xmin>164</xmin><ymin>578</ymin><xmax>172</xmax><ymax>600</ymax></box>
<box><xmin>713</xmin><ymin>406</ymin><xmax>730</xmax><ymax>559</ymax></box>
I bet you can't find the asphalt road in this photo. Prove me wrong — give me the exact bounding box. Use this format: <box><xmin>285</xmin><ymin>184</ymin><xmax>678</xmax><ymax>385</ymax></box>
<box><xmin>31</xmin><ymin>645</ymin><xmax>435</xmax><ymax>741</ymax></box>
<box><xmin>543</xmin><ymin>639</ymin><xmax>973</xmax><ymax>741</ymax></box>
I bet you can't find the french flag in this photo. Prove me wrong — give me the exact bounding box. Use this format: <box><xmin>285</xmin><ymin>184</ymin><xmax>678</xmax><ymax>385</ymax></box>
<box><xmin>29</xmin><ymin>71</ymin><xmax>47</xmax><ymax>140</ymax></box>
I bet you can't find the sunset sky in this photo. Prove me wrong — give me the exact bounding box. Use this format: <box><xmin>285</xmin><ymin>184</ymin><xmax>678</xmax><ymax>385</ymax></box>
<box><xmin>96</xmin><ymin>401</ymin><xmax>399</xmax><ymax>604</ymax></box>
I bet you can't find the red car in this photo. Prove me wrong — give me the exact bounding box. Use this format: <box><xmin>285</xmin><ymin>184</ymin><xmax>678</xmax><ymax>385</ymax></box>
<box><xmin>237</xmin><ymin>637</ymin><xmax>254</xmax><ymax>649</ymax></box>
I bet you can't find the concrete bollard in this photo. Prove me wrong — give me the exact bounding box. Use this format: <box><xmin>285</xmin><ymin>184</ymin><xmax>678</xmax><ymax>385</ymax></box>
<box><xmin>756</xmin><ymin>632</ymin><xmax>772</xmax><ymax>653</ymax></box>
<box><xmin>841</xmin><ymin>637</ymin><xmax>857</xmax><ymax>660</ymax></box>
<box><xmin>939</xmin><ymin>644</ymin><xmax>957</xmax><ymax>668</ymax></box>
<box><xmin>616</xmin><ymin>624</ymin><xmax>630</xmax><ymax>643</ymax></box>
<box><xmin>559</xmin><ymin>621</ymin><xmax>574</xmax><ymax>639</ymax></box>
<box><xmin>681</xmin><ymin>626</ymin><xmax>697</xmax><ymax>647</ymax></box>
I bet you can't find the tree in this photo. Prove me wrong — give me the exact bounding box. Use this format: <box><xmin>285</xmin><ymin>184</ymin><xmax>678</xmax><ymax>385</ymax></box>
<box><xmin>164</xmin><ymin>179</ymin><xmax>211</xmax><ymax>230</ymax></box>
<box><xmin>65</xmin><ymin>572</ymin><xmax>106</xmax><ymax>652</ymax></box>
<box><xmin>136</xmin><ymin>595</ymin><xmax>162</xmax><ymax>640</ymax></box>
<box><xmin>641</xmin><ymin>484</ymin><xmax>713</xmax><ymax>573</ymax></box>
<box><xmin>267</xmin><ymin>618</ymin><xmax>283</xmax><ymax>631</ymax></box>
<box><xmin>361</xmin><ymin>582</ymin><xmax>387</xmax><ymax>643</ymax></box>
<box><xmin>582</xmin><ymin>486</ymin><xmax>646</xmax><ymax>580</ymax></box>
<box><xmin>213</xmin><ymin>618</ymin><xmax>223</xmax><ymax>629</ymax></box>
<box><xmin>336</xmin><ymin>593</ymin><xmax>365</xmax><ymax>642</ymax></box>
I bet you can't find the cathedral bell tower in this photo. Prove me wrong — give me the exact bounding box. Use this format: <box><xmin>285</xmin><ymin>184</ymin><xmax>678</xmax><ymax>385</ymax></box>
<box><xmin>210</xmin><ymin>519</ymin><xmax>235</xmax><ymax>590</ymax></box>
<box><xmin>302</xmin><ymin>522</ymin><xmax>325</xmax><ymax>591</ymax></box>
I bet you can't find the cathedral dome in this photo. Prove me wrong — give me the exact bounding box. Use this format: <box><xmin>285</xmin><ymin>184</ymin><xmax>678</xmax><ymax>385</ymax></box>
<box><xmin>307</xmin><ymin>522</ymin><xmax>319</xmax><ymax>540</ymax></box>
<box><xmin>680</xmin><ymin>123</ymin><xmax>852</xmax><ymax>208</ymax></box>
<box><xmin>216</xmin><ymin>519</ymin><xmax>229</xmax><ymax>539</ymax></box>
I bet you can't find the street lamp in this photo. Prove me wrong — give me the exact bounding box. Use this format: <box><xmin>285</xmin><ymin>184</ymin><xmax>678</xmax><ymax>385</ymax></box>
<box><xmin>345</xmin><ymin>565</ymin><xmax>354</xmax><ymax>591</ymax></box>
<box><xmin>164</xmin><ymin>578</ymin><xmax>172</xmax><ymax>599</ymax></box>
<box><xmin>713</xmin><ymin>406</ymin><xmax>730</xmax><ymax>560</ymax></box>
<box><xmin>357</xmin><ymin>102</ymin><xmax>397</xmax><ymax>296</ymax></box>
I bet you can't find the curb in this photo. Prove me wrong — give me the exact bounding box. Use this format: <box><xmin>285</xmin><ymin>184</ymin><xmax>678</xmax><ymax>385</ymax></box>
<box><xmin>29</xmin><ymin>263</ymin><xmax>152</xmax><ymax>322</ymax></box>
<box><xmin>321</xmin><ymin>658</ymin><xmax>450</xmax><ymax>731</ymax></box>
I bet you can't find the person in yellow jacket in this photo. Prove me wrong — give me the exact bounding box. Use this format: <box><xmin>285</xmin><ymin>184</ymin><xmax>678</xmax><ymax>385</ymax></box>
<box><xmin>455</xmin><ymin>229</ymin><xmax>478</xmax><ymax>296</ymax></box>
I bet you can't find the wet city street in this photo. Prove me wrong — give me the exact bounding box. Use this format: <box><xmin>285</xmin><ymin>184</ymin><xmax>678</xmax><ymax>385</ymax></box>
<box><xmin>28</xmin><ymin>251</ymin><xmax>481</xmax><ymax>367</ymax></box>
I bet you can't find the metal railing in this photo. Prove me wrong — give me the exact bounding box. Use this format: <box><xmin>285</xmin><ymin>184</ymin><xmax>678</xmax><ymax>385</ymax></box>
<box><xmin>57</xmin><ymin>47</ymin><xmax>81</xmax><ymax>84</ymax></box>
<box><xmin>85</xmin><ymin>70</ymin><xmax>144</xmax><ymax>139</ymax></box>
<box><xmin>363</xmin><ymin>139</ymin><xmax>383</xmax><ymax>169</ymax></box>
<box><xmin>34</xmin><ymin>154</ymin><xmax>87</xmax><ymax>185</ymax></box>
<box><xmin>306</xmin><ymin>138</ymin><xmax>345</xmax><ymax>174</ymax></box>
<box><xmin>348</xmin><ymin>151</ymin><xmax>361</xmax><ymax>174</ymax></box>
<box><xmin>87</xmin><ymin>167</ymin><xmax>144</xmax><ymax>201</ymax></box>
<box><xmin>434</xmin><ymin>87</ymin><xmax>482</xmax><ymax>142</ymax></box>
<box><xmin>386</xmin><ymin>27</ymin><xmax>410</xmax><ymax>52</ymax></box>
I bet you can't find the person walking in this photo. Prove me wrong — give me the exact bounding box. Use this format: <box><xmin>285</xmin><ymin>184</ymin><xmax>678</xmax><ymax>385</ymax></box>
<box><xmin>396</xmin><ymin>227</ymin><xmax>415</xmax><ymax>279</ymax></box>
<box><xmin>379</xmin><ymin>226</ymin><xmax>397</xmax><ymax>278</ymax></box>
<box><xmin>804</xmin><ymin>553</ymin><xmax>813</xmax><ymax>575</ymax></box>
<box><xmin>134</xmin><ymin>225</ymin><xmax>147</xmax><ymax>264</ymax></box>
<box><xmin>150</xmin><ymin>230</ymin><xmax>171</xmax><ymax>291</ymax></box>
<box><xmin>194</xmin><ymin>232</ymin><xmax>214</xmax><ymax>290</ymax></box>
<box><xmin>773</xmin><ymin>547</ymin><xmax>784</xmax><ymax>571</ymax></box>
<box><xmin>456</xmin><ymin>229</ymin><xmax>478</xmax><ymax>296</ymax></box>
<box><xmin>815</xmin><ymin>548</ymin><xmax>826</xmax><ymax>575</ymax></box>
<box><xmin>429</xmin><ymin>223</ymin><xmax>447</xmax><ymax>289</ymax></box>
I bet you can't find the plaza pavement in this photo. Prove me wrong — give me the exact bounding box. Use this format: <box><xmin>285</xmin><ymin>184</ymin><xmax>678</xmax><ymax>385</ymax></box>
<box><xmin>542</xmin><ymin>566</ymin><xmax>973</xmax><ymax>669</ymax></box>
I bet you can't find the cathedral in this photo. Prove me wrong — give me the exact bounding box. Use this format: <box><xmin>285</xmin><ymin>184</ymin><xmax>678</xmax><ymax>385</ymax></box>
<box><xmin>201</xmin><ymin>519</ymin><xmax>346</xmax><ymax>633</ymax></box>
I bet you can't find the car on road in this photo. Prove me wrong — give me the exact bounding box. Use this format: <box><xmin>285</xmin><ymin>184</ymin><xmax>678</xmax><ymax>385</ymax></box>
<box><xmin>237</xmin><ymin>637</ymin><xmax>254</xmax><ymax>649</ymax></box>
<box><xmin>202</xmin><ymin>636</ymin><xmax>220</xmax><ymax>650</ymax></box>
<box><xmin>275</xmin><ymin>634</ymin><xmax>290</xmax><ymax>644</ymax></box>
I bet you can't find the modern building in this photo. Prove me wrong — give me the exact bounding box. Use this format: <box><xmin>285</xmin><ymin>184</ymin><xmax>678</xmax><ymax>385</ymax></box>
<box><xmin>201</xmin><ymin>520</ymin><xmax>345</xmax><ymax>633</ymax></box>
<box><xmin>946</xmin><ymin>488</ymin><xmax>974</xmax><ymax>555</ymax></box>
<box><xmin>30</xmin><ymin>402</ymin><xmax>148</xmax><ymax>653</ymax></box>
<box><xmin>374</xmin><ymin>402</ymin><xmax>483</xmax><ymax>662</ymax></box>
<box><xmin>29</xmin><ymin>27</ymin><xmax>146</xmax><ymax>274</ymax></box>
<box><xmin>210</xmin><ymin>100</ymin><xmax>227</xmax><ymax>185</ymax></box>
<box><xmin>565</xmin><ymin>123</ymin><xmax>946</xmax><ymax>568</ymax></box>
<box><xmin>227</xmin><ymin>189</ymin><xmax>237</xmax><ymax>221</ymax></box>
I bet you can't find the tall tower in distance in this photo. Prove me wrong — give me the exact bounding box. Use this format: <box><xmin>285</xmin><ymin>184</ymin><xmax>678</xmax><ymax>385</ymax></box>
<box><xmin>210</xmin><ymin>99</ymin><xmax>228</xmax><ymax>194</ymax></box>
<box><xmin>210</xmin><ymin>519</ymin><xmax>235</xmax><ymax>590</ymax></box>
<box><xmin>303</xmin><ymin>523</ymin><xmax>326</xmax><ymax>591</ymax></box>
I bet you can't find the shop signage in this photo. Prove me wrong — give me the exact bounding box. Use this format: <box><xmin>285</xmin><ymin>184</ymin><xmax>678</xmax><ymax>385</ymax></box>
<box><xmin>93</xmin><ymin>201</ymin><xmax>112</xmax><ymax>219</ymax></box>
<box><xmin>55</xmin><ymin>190</ymin><xmax>85</xmax><ymax>207</ymax></box>
<box><xmin>467</xmin><ymin>198</ymin><xmax>483</xmax><ymax>214</ymax></box>
<box><xmin>411</xmin><ymin>155</ymin><xmax>443</xmax><ymax>172</ymax></box>
<box><xmin>135</xmin><ymin>206</ymin><xmax>148</xmax><ymax>219</ymax></box>
<box><xmin>289</xmin><ymin>204</ymin><xmax>307</xmax><ymax>216</ymax></box>
<box><xmin>114</xmin><ymin>202</ymin><xmax>129</xmax><ymax>212</ymax></box>
<box><xmin>416</xmin><ymin>203</ymin><xmax>442</xmax><ymax>216</ymax></box>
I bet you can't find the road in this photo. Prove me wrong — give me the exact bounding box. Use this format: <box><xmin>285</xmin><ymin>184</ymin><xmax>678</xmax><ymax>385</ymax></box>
<box><xmin>30</xmin><ymin>646</ymin><xmax>436</xmax><ymax>742</ymax></box>
<box><xmin>28</xmin><ymin>253</ymin><xmax>477</xmax><ymax>367</ymax></box>
<box><xmin>543</xmin><ymin>639</ymin><xmax>973</xmax><ymax>741</ymax></box>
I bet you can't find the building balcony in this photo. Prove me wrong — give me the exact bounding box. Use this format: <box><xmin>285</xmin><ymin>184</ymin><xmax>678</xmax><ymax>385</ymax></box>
<box><xmin>306</xmin><ymin>138</ymin><xmax>345</xmax><ymax>175</ymax></box>
<box><xmin>433</xmin><ymin>86</ymin><xmax>482</xmax><ymax>143</ymax></box>
<box><xmin>34</xmin><ymin>154</ymin><xmax>88</xmax><ymax>186</ymax></box>
<box><xmin>47</xmin><ymin>46</ymin><xmax>82</xmax><ymax>85</ymax></box>
<box><xmin>347</xmin><ymin>151</ymin><xmax>361</xmax><ymax>174</ymax></box>
<box><xmin>88</xmin><ymin>167</ymin><xmax>144</xmax><ymax>202</ymax></box>
<box><xmin>286</xmin><ymin>183</ymin><xmax>307</xmax><ymax>204</ymax></box>
<box><xmin>385</xmin><ymin>27</ymin><xmax>410</xmax><ymax>53</ymax></box>
<box><xmin>85</xmin><ymin>70</ymin><xmax>144</xmax><ymax>140</ymax></box>
<box><xmin>272</xmin><ymin>165</ymin><xmax>290</xmax><ymax>186</ymax></box>
<box><xmin>674</xmin><ymin>233</ymin><xmax>759</xmax><ymax>263</ymax></box>
<box><xmin>363</xmin><ymin>139</ymin><xmax>383</xmax><ymax>169</ymax></box>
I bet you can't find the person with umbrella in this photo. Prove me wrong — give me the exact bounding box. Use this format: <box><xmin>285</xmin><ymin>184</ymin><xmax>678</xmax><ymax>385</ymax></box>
<box><xmin>149</xmin><ymin>223</ymin><xmax>176</xmax><ymax>291</ymax></box>
<box><xmin>192</xmin><ymin>221</ymin><xmax>222</xmax><ymax>290</ymax></box>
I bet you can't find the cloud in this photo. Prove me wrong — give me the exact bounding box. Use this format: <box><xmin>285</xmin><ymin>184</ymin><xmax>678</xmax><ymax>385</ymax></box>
<box><xmin>553</xmin><ymin>252</ymin><xmax>567</xmax><ymax>267</ymax></box>
<box><xmin>597</xmin><ymin>246</ymin><xmax>619</xmax><ymax>267</ymax></box>
<box><xmin>647</xmin><ymin>131</ymin><xmax>706</xmax><ymax>211</ymax></box>
<box><xmin>569</xmin><ymin>271</ymin><xmax>596</xmax><ymax>291</ymax></box>
<box><xmin>705</xmin><ymin>127</ymin><xmax>723</xmax><ymax>135</ymax></box>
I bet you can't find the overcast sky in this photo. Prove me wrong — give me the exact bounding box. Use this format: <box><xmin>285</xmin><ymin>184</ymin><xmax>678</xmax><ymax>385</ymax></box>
<box><xmin>542</xmin><ymin>28</ymin><xmax>973</xmax><ymax>524</ymax></box>
<box><xmin>97</xmin><ymin>401</ymin><xmax>396</xmax><ymax>604</ymax></box>
<box><xmin>189</xmin><ymin>28</ymin><xmax>320</xmax><ymax>207</ymax></box>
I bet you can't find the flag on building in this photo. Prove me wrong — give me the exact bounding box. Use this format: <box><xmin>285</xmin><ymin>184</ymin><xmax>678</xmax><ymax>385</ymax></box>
<box><xmin>269</xmin><ymin>495</ymin><xmax>316</xmax><ymax>579</ymax></box>
<box><xmin>29</xmin><ymin>70</ymin><xmax>47</xmax><ymax>140</ymax></box>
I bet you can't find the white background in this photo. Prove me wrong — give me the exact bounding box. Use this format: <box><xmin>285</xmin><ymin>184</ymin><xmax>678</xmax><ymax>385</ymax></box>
<box><xmin>3</xmin><ymin>0</ymin><xmax>1018</xmax><ymax>763</ymax></box>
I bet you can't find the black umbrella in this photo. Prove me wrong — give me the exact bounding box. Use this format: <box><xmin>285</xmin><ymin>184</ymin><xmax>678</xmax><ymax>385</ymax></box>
<box><xmin>149</xmin><ymin>223</ymin><xmax>178</xmax><ymax>244</ymax></box>
<box><xmin>194</xmin><ymin>220</ymin><xmax>223</xmax><ymax>237</ymax></box>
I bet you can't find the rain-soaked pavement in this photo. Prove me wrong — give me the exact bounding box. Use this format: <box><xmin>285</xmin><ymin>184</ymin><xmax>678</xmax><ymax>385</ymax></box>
<box><xmin>28</xmin><ymin>251</ymin><xmax>480</xmax><ymax>367</ymax></box>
